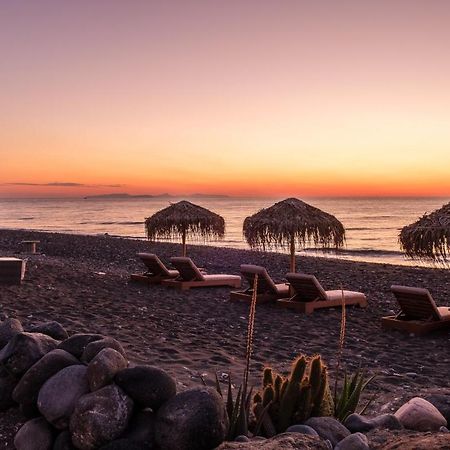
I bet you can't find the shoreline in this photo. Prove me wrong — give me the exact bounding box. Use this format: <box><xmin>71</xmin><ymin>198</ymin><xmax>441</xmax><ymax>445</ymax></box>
<box><xmin>0</xmin><ymin>229</ymin><xmax>449</xmax><ymax>446</ymax></box>
<box><xmin>0</xmin><ymin>226</ymin><xmax>444</xmax><ymax>270</ymax></box>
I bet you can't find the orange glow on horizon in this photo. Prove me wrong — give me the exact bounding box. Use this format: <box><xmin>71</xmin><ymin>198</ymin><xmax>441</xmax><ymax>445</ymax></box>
<box><xmin>1</xmin><ymin>2</ymin><xmax>450</xmax><ymax>198</ymax></box>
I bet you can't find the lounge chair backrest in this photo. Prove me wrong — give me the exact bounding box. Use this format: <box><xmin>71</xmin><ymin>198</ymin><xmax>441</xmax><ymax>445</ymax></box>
<box><xmin>170</xmin><ymin>257</ymin><xmax>205</xmax><ymax>281</ymax></box>
<box><xmin>137</xmin><ymin>253</ymin><xmax>171</xmax><ymax>277</ymax></box>
<box><xmin>286</xmin><ymin>273</ymin><xmax>327</xmax><ymax>302</ymax></box>
<box><xmin>240</xmin><ymin>265</ymin><xmax>278</xmax><ymax>294</ymax></box>
<box><xmin>391</xmin><ymin>285</ymin><xmax>441</xmax><ymax>321</ymax></box>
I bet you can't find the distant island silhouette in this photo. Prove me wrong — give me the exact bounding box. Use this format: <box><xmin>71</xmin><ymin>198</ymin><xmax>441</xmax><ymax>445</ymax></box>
<box><xmin>84</xmin><ymin>193</ymin><xmax>230</xmax><ymax>199</ymax></box>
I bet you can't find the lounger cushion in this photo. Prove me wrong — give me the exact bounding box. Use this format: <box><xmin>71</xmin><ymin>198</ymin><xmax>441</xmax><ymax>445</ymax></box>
<box><xmin>286</xmin><ymin>273</ymin><xmax>328</xmax><ymax>301</ymax></box>
<box><xmin>325</xmin><ymin>290</ymin><xmax>366</xmax><ymax>302</ymax></box>
<box><xmin>137</xmin><ymin>253</ymin><xmax>178</xmax><ymax>278</ymax></box>
<box><xmin>437</xmin><ymin>306</ymin><xmax>450</xmax><ymax>320</ymax></box>
<box><xmin>240</xmin><ymin>264</ymin><xmax>279</xmax><ymax>295</ymax></box>
<box><xmin>391</xmin><ymin>285</ymin><xmax>442</xmax><ymax>321</ymax></box>
<box><xmin>274</xmin><ymin>283</ymin><xmax>290</xmax><ymax>296</ymax></box>
<box><xmin>203</xmin><ymin>274</ymin><xmax>241</xmax><ymax>282</ymax></box>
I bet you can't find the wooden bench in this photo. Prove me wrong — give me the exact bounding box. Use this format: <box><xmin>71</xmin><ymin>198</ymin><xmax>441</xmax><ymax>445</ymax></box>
<box><xmin>21</xmin><ymin>240</ymin><xmax>40</xmax><ymax>254</ymax></box>
<box><xmin>0</xmin><ymin>258</ymin><xmax>26</xmax><ymax>284</ymax></box>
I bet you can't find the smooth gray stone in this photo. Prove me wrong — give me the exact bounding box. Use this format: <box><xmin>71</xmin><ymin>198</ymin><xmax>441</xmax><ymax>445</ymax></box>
<box><xmin>335</xmin><ymin>432</ymin><xmax>370</xmax><ymax>450</ymax></box>
<box><xmin>286</xmin><ymin>424</ymin><xmax>319</xmax><ymax>436</ymax></box>
<box><xmin>38</xmin><ymin>365</ymin><xmax>89</xmax><ymax>429</ymax></box>
<box><xmin>304</xmin><ymin>417</ymin><xmax>350</xmax><ymax>447</ymax></box>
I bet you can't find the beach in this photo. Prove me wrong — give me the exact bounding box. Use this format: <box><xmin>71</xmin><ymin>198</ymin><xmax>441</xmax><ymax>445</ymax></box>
<box><xmin>0</xmin><ymin>229</ymin><xmax>449</xmax><ymax>447</ymax></box>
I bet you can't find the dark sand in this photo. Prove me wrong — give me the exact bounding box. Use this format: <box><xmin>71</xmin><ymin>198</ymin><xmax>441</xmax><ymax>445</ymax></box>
<box><xmin>0</xmin><ymin>230</ymin><xmax>449</xmax><ymax>446</ymax></box>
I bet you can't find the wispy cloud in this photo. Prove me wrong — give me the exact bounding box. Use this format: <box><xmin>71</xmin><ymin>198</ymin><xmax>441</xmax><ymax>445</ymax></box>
<box><xmin>3</xmin><ymin>182</ymin><xmax>124</xmax><ymax>188</ymax></box>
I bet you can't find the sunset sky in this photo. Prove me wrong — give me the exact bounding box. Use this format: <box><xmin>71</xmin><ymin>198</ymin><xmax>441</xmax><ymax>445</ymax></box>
<box><xmin>1</xmin><ymin>1</ymin><xmax>450</xmax><ymax>198</ymax></box>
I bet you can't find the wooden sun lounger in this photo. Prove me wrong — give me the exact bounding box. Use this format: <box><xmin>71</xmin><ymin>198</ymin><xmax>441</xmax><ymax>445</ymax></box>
<box><xmin>229</xmin><ymin>265</ymin><xmax>289</xmax><ymax>304</ymax></box>
<box><xmin>130</xmin><ymin>253</ymin><xmax>179</xmax><ymax>284</ymax></box>
<box><xmin>277</xmin><ymin>273</ymin><xmax>367</xmax><ymax>314</ymax></box>
<box><xmin>381</xmin><ymin>285</ymin><xmax>450</xmax><ymax>335</ymax></box>
<box><xmin>161</xmin><ymin>257</ymin><xmax>241</xmax><ymax>291</ymax></box>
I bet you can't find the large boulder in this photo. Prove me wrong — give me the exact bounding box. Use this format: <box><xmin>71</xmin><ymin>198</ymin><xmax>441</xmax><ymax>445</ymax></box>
<box><xmin>81</xmin><ymin>337</ymin><xmax>126</xmax><ymax>363</ymax></box>
<box><xmin>156</xmin><ymin>387</ymin><xmax>228</xmax><ymax>450</ymax></box>
<box><xmin>121</xmin><ymin>410</ymin><xmax>156</xmax><ymax>446</ymax></box>
<box><xmin>115</xmin><ymin>365</ymin><xmax>176</xmax><ymax>410</ymax></box>
<box><xmin>14</xmin><ymin>417</ymin><xmax>54</xmax><ymax>450</ymax></box>
<box><xmin>0</xmin><ymin>366</ymin><xmax>18</xmax><ymax>411</ymax></box>
<box><xmin>395</xmin><ymin>397</ymin><xmax>447</xmax><ymax>431</ymax></box>
<box><xmin>217</xmin><ymin>433</ymin><xmax>329</xmax><ymax>449</ymax></box>
<box><xmin>70</xmin><ymin>384</ymin><xmax>133</xmax><ymax>449</ymax></box>
<box><xmin>58</xmin><ymin>334</ymin><xmax>104</xmax><ymax>358</ymax></box>
<box><xmin>13</xmin><ymin>349</ymin><xmax>79</xmax><ymax>408</ymax></box>
<box><xmin>0</xmin><ymin>332</ymin><xmax>58</xmax><ymax>376</ymax></box>
<box><xmin>38</xmin><ymin>365</ymin><xmax>90</xmax><ymax>429</ymax></box>
<box><xmin>303</xmin><ymin>417</ymin><xmax>350</xmax><ymax>447</ymax></box>
<box><xmin>87</xmin><ymin>347</ymin><xmax>128</xmax><ymax>391</ymax></box>
<box><xmin>0</xmin><ymin>317</ymin><xmax>23</xmax><ymax>348</ymax></box>
<box><xmin>29</xmin><ymin>321</ymin><xmax>69</xmax><ymax>340</ymax></box>
<box><xmin>344</xmin><ymin>413</ymin><xmax>402</xmax><ymax>433</ymax></box>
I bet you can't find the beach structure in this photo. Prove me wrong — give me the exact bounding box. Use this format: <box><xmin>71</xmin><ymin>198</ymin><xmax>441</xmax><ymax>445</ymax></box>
<box><xmin>20</xmin><ymin>240</ymin><xmax>40</xmax><ymax>254</ymax></box>
<box><xmin>145</xmin><ymin>201</ymin><xmax>225</xmax><ymax>257</ymax></box>
<box><xmin>230</xmin><ymin>264</ymin><xmax>290</xmax><ymax>304</ymax></box>
<box><xmin>277</xmin><ymin>273</ymin><xmax>367</xmax><ymax>314</ymax></box>
<box><xmin>162</xmin><ymin>257</ymin><xmax>241</xmax><ymax>290</ymax></box>
<box><xmin>382</xmin><ymin>285</ymin><xmax>450</xmax><ymax>335</ymax></box>
<box><xmin>243</xmin><ymin>198</ymin><xmax>345</xmax><ymax>272</ymax></box>
<box><xmin>400</xmin><ymin>201</ymin><xmax>450</xmax><ymax>264</ymax></box>
<box><xmin>130</xmin><ymin>253</ymin><xmax>179</xmax><ymax>284</ymax></box>
<box><xmin>0</xmin><ymin>257</ymin><xmax>26</xmax><ymax>285</ymax></box>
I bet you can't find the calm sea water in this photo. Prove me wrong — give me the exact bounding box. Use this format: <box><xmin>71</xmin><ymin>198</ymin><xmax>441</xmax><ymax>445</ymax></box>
<box><xmin>0</xmin><ymin>197</ymin><xmax>448</xmax><ymax>266</ymax></box>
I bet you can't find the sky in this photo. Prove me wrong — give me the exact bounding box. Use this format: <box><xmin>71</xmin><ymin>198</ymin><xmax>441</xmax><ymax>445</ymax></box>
<box><xmin>1</xmin><ymin>0</ymin><xmax>450</xmax><ymax>198</ymax></box>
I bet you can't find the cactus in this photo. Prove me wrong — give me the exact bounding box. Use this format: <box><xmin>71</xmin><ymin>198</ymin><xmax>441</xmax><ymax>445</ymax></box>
<box><xmin>253</xmin><ymin>354</ymin><xmax>334</xmax><ymax>435</ymax></box>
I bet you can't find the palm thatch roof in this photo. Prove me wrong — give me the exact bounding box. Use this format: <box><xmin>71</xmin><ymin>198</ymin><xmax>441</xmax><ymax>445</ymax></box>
<box><xmin>145</xmin><ymin>200</ymin><xmax>225</xmax><ymax>242</ymax></box>
<box><xmin>243</xmin><ymin>198</ymin><xmax>345</xmax><ymax>251</ymax></box>
<box><xmin>399</xmin><ymin>201</ymin><xmax>450</xmax><ymax>261</ymax></box>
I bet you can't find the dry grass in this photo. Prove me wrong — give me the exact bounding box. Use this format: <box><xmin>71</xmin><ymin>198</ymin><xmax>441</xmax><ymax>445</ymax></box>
<box><xmin>145</xmin><ymin>200</ymin><xmax>225</xmax><ymax>242</ymax></box>
<box><xmin>243</xmin><ymin>198</ymin><xmax>345</xmax><ymax>251</ymax></box>
<box><xmin>400</xmin><ymin>201</ymin><xmax>450</xmax><ymax>262</ymax></box>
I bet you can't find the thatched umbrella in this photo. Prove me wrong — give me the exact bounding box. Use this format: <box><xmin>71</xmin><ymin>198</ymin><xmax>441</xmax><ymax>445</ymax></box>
<box><xmin>243</xmin><ymin>198</ymin><xmax>345</xmax><ymax>272</ymax></box>
<box><xmin>399</xmin><ymin>201</ymin><xmax>450</xmax><ymax>263</ymax></box>
<box><xmin>145</xmin><ymin>200</ymin><xmax>225</xmax><ymax>256</ymax></box>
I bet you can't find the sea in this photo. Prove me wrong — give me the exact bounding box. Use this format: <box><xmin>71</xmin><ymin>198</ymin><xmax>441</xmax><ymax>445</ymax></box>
<box><xmin>0</xmin><ymin>196</ymin><xmax>448</xmax><ymax>267</ymax></box>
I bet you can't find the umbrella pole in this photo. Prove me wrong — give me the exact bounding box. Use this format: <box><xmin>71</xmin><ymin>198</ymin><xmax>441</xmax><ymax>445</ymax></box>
<box><xmin>182</xmin><ymin>229</ymin><xmax>186</xmax><ymax>256</ymax></box>
<box><xmin>290</xmin><ymin>236</ymin><xmax>296</xmax><ymax>273</ymax></box>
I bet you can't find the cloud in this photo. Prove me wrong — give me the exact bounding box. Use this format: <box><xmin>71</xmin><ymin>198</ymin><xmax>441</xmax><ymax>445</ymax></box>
<box><xmin>3</xmin><ymin>182</ymin><xmax>124</xmax><ymax>188</ymax></box>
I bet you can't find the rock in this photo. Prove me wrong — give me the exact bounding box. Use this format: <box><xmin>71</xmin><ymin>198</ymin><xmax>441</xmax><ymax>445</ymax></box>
<box><xmin>395</xmin><ymin>397</ymin><xmax>447</xmax><ymax>431</ymax></box>
<box><xmin>303</xmin><ymin>417</ymin><xmax>350</xmax><ymax>447</ymax></box>
<box><xmin>0</xmin><ymin>332</ymin><xmax>58</xmax><ymax>376</ymax></box>
<box><xmin>156</xmin><ymin>387</ymin><xmax>228</xmax><ymax>450</ymax></box>
<box><xmin>87</xmin><ymin>347</ymin><xmax>128</xmax><ymax>391</ymax></box>
<box><xmin>81</xmin><ymin>337</ymin><xmax>126</xmax><ymax>363</ymax></box>
<box><xmin>70</xmin><ymin>384</ymin><xmax>133</xmax><ymax>449</ymax></box>
<box><xmin>121</xmin><ymin>410</ymin><xmax>156</xmax><ymax>446</ymax></box>
<box><xmin>217</xmin><ymin>432</ymin><xmax>329</xmax><ymax>449</ymax></box>
<box><xmin>53</xmin><ymin>430</ymin><xmax>76</xmax><ymax>450</ymax></box>
<box><xmin>335</xmin><ymin>432</ymin><xmax>370</xmax><ymax>450</ymax></box>
<box><xmin>425</xmin><ymin>394</ymin><xmax>450</xmax><ymax>425</ymax></box>
<box><xmin>0</xmin><ymin>317</ymin><xmax>23</xmax><ymax>348</ymax></box>
<box><xmin>13</xmin><ymin>349</ymin><xmax>79</xmax><ymax>408</ymax></box>
<box><xmin>99</xmin><ymin>439</ymin><xmax>148</xmax><ymax>449</ymax></box>
<box><xmin>235</xmin><ymin>435</ymin><xmax>250</xmax><ymax>442</ymax></box>
<box><xmin>345</xmin><ymin>413</ymin><xmax>402</xmax><ymax>432</ymax></box>
<box><xmin>285</xmin><ymin>425</ymin><xmax>319</xmax><ymax>436</ymax></box>
<box><xmin>0</xmin><ymin>366</ymin><xmax>18</xmax><ymax>411</ymax></box>
<box><xmin>115</xmin><ymin>365</ymin><xmax>176</xmax><ymax>410</ymax></box>
<box><xmin>38</xmin><ymin>365</ymin><xmax>90</xmax><ymax>429</ymax></box>
<box><xmin>29</xmin><ymin>321</ymin><xmax>69</xmax><ymax>340</ymax></box>
<box><xmin>58</xmin><ymin>334</ymin><xmax>104</xmax><ymax>358</ymax></box>
<box><xmin>440</xmin><ymin>426</ymin><xmax>449</xmax><ymax>433</ymax></box>
<box><xmin>14</xmin><ymin>417</ymin><xmax>54</xmax><ymax>450</ymax></box>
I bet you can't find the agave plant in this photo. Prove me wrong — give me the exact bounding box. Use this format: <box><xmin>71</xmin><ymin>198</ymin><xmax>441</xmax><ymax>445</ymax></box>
<box><xmin>334</xmin><ymin>368</ymin><xmax>376</xmax><ymax>422</ymax></box>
